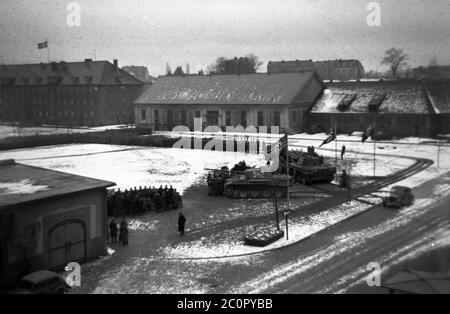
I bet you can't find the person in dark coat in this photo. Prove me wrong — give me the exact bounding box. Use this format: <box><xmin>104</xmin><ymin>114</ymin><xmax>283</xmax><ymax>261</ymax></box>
<box><xmin>119</xmin><ymin>218</ymin><xmax>129</xmax><ymax>246</ymax></box>
<box><xmin>341</xmin><ymin>145</ymin><xmax>346</xmax><ymax>160</ymax></box>
<box><xmin>109</xmin><ymin>219</ymin><xmax>118</xmax><ymax>243</ymax></box>
<box><xmin>178</xmin><ymin>213</ymin><xmax>187</xmax><ymax>236</ymax></box>
<box><xmin>341</xmin><ymin>170</ymin><xmax>348</xmax><ymax>188</ymax></box>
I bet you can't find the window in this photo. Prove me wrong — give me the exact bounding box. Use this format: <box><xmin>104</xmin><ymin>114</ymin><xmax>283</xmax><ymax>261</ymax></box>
<box><xmin>195</xmin><ymin>110</ymin><xmax>201</xmax><ymax>118</ymax></box>
<box><xmin>225</xmin><ymin>111</ymin><xmax>231</xmax><ymax>126</ymax></box>
<box><xmin>154</xmin><ymin>110</ymin><xmax>159</xmax><ymax>124</ymax></box>
<box><xmin>274</xmin><ymin>111</ymin><xmax>281</xmax><ymax>126</ymax></box>
<box><xmin>240</xmin><ymin>111</ymin><xmax>247</xmax><ymax>128</ymax></box>
<box><xmin>141</xmin><ymin>109</ymin><xmax>146</xmax><ymax>121</ymax></box>
<box><xmin>167</xmin><ymin>110</ymin><xmax>173</xmax><ymax>126</ymax></box>
<box><xmin>258</xmin><ymin>111</ymin><xmax>264</xmax><ymax>126</ymax></box>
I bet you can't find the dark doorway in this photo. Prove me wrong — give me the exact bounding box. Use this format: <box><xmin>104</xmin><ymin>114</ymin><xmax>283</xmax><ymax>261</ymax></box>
<box><xmin>206</xmin><ymin>111</ymin><xmax>219</xmax><ymax>126</ymax></box>
<box><xmin>49</xmin><ymin>220</ymin><xmax>86</xmax><ymax>269</ymax></box>
<box><xmin>240</xmin><ymin>111</ymin><xmax>247</xmax><ymax>128</ymax></box>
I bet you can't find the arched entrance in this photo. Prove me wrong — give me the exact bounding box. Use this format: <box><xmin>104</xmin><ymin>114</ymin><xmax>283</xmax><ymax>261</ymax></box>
<box><xmin>49</xmin><ymin>220</ymin><xmax>86</xmax><ymax>269</ymax></box>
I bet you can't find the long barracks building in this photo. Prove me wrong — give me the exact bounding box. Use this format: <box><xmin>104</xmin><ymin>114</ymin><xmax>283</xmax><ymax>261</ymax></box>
<box><xmin>133</xmin><ymin>72</ymin><xmax>324</xmax><ymax>133</ymax></box>
<box><xmin>0</xmin><ymin>59</ymin><xmax>144</xmax><ymax>126</ymax></box>
<box><xmin>134</xmin><ymin>73</ymin><xmax>450</xmax><ymax>137</ymax></box>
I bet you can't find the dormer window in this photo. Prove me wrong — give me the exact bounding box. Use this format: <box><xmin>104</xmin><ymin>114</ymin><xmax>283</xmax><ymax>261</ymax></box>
<box><xmin>84</xmin><ymin>76</ymin><xmax>93</xmax><ymax>83</ymax></box>
<box><xmin>71</xmin><ymin>76</ymin><xmax>79</xmax><ymax>84</ymax></box>
<box><xmin>1</xmin><ymin>77</ymin><xmax>15</xmax><ymax>85</ymax></box>
<box><xmin>337</xmin><ymin>94</ymin><xmax>357</xmax><ymax>112</ymax></box>
<box><xmin>48</xmin><ymin>76</ymin><xmax>62</xmax><ymax>85</ymax></box>
<box><xmin>115</xmin><ymin>76</ymin><xmax>122</xmax><ymax>83</ymax></box>
<box><xmin>368</xmin><ymin>93</ymin><xmax>387</xmax><ymax>112</ymax></box>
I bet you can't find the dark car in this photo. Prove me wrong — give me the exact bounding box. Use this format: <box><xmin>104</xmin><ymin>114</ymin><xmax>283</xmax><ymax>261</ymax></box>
<box><xmin>382</xmin><ymin>186</ymin><xmax>414</xmax><ymax>209</ymax></box>
<box><xmin>10</xmin><ymin>270</ymin><xmax>71</xmax><ymax>294</ymax></box>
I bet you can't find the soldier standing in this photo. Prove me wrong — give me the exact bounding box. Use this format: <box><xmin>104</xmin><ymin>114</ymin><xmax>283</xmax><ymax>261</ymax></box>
<box><xmin>119</xmin><ymin>218</ymin><xmax>129</xmax><ymax>246</ymax></box>
<box><xmin>109</xmin><ymin>219</ymin><xmax>118</xmax><ymax>243</ymax></box>
<box><xmin>341</xmin><ymin>145</ymin><xmax>346</xmax><ymax>160</ymax></box>
<box><xmin>178</xmin><ymin>212</ymin><xmax>187</xmax><ymax>236</ymax></box>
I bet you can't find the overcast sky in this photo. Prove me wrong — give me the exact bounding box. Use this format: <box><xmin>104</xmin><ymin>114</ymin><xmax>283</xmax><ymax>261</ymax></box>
<box><xmin>0</xmin><ymin>0</ymin><xmax>449</xmax><ymax>76</ymax></box>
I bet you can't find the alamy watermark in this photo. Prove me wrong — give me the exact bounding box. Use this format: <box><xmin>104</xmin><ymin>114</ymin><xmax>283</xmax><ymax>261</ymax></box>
<box><xmin>67</xmin><ymin>2</ymin><xmax>81</xmax><ymax>27</ymax></box>
<box><xmin>65</xmin><ymin>262</ymin><xmax>81</xmax><ymax>287</ymax></box>
<box><xmin>366</xmin><ymin>262</ymin><xmax>381</xmax><ymax>287</ymax></box>
<box><xmin>367</xmin><ymin>2</ymin><xmax>381</xmax><ymax>27</ymax></box>
<box><xmin>171</xmin><ymin>118</ymin><xmax>282</xmax><ymax>173</ymax></box>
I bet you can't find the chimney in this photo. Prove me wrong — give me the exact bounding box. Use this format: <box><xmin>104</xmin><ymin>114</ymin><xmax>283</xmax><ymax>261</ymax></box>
<box><xmin>113</xmin><ymin>59</ymin><xmax>118</xmax><ymax>67</ymax></box>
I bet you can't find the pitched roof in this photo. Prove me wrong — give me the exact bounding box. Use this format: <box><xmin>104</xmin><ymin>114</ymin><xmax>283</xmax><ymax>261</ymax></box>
<box><xmin>0</xmin><ymin>159</ymin><xmax>115</xmax><ymax>210</ymax></box>
<box><xmin>310</xmin><ymin>80</ymin><xmax>433</xmax><ymax>114</ymax></box>
<box><xmin>0</xmin><ymin>60</ymin><xmax>143</xmax><ymax>86</ymax></box>
<box><xmin>133</xmin><ymin>72</ymin><xmax>321</xmax><ymax>106</ymax></box>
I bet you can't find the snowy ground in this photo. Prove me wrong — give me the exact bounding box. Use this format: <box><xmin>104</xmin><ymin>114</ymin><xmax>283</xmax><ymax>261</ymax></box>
<box><xmin>1</xmin><ymin>134</ymin><xmax>449</xmax><ymax>293</ymax></box>
<box><xmin>0</xmin><ymin>144</ymin><xmax>265</xmax><ymax>193</ymax></box>
<box><xmin>1</xmin><ymin>135</ymin><xmax>446</xmax><ymax>260</ymax></box>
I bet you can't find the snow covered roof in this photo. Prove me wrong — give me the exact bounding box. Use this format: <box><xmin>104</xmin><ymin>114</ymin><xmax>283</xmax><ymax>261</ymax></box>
<box><xmin>133</xmin><ymin>72</ymin><xmax>321</xmax><ymax>105</ymax></box>
<box><xmin>0</xmin><ymin>60</ymin><xmax>143</xmax><ymax>86</ymax></box>
<box><xmin>311</xmin><ymin>80</ymin><xmax>432</xmax><ymax>114</ymax></box>
<box><xmin>0</xmin><ymin>159</ymin><xmax>115</xmax><ymax>210</ymax></box>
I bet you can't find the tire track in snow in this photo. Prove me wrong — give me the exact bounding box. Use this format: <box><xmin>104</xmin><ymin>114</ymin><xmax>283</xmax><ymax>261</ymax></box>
<box><xmin>232</xmin><ymin>183</ymin><xmax>450</xmax><ymax>293</ymax></box>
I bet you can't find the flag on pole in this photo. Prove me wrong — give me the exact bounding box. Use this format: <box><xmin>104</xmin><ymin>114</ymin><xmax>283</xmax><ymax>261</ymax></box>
<box><xmin>319</xmin><ymin>124</ymin><xmax>337</xmax><ymax>147</ymax></box>
<box><xmin>38</xmin><ymin>41</ymin><xmax>48</xmax><ymax>49</ymax></box>
<box><xmin>362</xmin><ymin>123</ymin><xmax>375</xmax><ymax>143</ymax></box>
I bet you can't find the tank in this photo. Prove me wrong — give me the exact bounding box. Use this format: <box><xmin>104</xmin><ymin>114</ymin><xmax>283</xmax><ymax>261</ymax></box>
<box><xmin>206</xmin><ymin>166</ymin><xmax>231</xmax><ymax>196</ymax></box>
<box><xmin>284</xmin><ymin>151</ymin><xmax>336</xmax><ymax>185</ymax></box>
<box><xmin>224</xmin><ymin>168</ymin><xmax>291</xmax><ymax>199</ymax></box>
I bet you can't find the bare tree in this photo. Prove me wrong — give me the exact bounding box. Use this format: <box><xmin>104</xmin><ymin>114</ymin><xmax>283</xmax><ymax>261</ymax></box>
<box><xmin>245</xmin><ymin>53</ymin><xmax>263</xmax><ymax>73</ymax></box>
<box><xmin>173</xmin><ymin>66</ymin><xmax>184</xmax><ymax>76</ymax></box>
<box><xmin>166</xmin><ymin>62</ymin><xmax>172</xmax><ymax>76</ymax></box>
<box><xmin>381</xmin><ymin>48</ymin><xmax>408</xmax><ymax>78</ymax></box>
<box><xmin>208</xmin><ymin>54</ymin><xmax>263</xmax><ymax>74</ymax></box>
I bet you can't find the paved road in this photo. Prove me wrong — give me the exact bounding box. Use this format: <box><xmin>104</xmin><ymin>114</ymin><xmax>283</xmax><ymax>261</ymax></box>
<box><xmin>226</xmin><ymin>171</ymin><xmax>450</xmax><ymax>294</ymax></box>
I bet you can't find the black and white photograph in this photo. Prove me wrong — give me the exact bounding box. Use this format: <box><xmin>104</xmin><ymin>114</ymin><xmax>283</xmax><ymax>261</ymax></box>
<box><xmin>0</xmin><ymin>0</ymin><xmax>449</xmax><ymax>298</ymax></box>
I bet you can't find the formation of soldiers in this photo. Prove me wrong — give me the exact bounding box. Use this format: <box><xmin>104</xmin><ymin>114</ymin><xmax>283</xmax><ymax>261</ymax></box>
<box><xmin>107</xmin><ymin>185</ymin><xmax>183</xmax><ymax>217</ymax></box>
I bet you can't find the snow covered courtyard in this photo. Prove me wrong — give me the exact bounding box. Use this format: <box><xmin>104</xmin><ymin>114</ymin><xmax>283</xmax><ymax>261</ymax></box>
<box><xmin>1</xmin><ymin>134</ymin><xmax>449</xmax><ymax>293</ymax></box>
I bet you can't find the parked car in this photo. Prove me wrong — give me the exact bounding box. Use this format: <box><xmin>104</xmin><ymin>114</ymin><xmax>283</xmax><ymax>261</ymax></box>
<box><xmin>383</xmin><ymin>186</ymin><xmax>414</xmax><ymax>208</ymax></box>
<box><xmin>10</xmin><ymin>270</ymin><xmax>70</xmax><ymax>294</ymax></box>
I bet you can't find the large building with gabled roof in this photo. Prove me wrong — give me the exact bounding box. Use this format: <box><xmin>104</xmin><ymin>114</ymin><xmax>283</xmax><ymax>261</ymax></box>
<box><xmin>305</xmin><ymin>80</ymin><xmax>439</xmax><ymax>137</ymax></box>
<box><xmin>133</xmin><ymin>72</ymin><xmax>324</xmax><ymax>133</ymax></box>
<box><xmin>0</xmin><ymin>59</ymin><xmax>144</xmax><ymax>126</ymax></box>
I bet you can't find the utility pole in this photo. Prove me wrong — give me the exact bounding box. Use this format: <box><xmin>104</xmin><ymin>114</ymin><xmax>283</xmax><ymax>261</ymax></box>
<box><xmin>437</xmin><ymin>140</ymin><xmax>441</xmax><ymax>169</ymax></box>
<box><xmin>284</xmin><ymin>133</ymin><xmax>290</xmax><ymax>240</ymax></box>
<box><xmin>274</xmin><ymin>193</ymin><xmax>280</xmax><ymax>231</ymax></box>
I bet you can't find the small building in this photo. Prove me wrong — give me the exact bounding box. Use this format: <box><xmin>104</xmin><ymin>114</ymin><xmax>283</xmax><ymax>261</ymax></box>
<box><xmin>133</xmin><ymin>72</ymin><xmax>324</xmax><ymax>133</ymax></box>
<box><xmin>268</xmin><ymin>59</ymin><xmax>365</xmax><ymax>81</ymax></box>
<box><xmin>0</xmin><ymin>159</ymin><xmax>115</xmax><ymax>290</ymax></box>
<box><xmin>305</xmin><ymin>80</ymin><xmax>438</xmax><ymax>137</ymax></box>
<box><xmin>0</xmin><ymin>59</ymin><xmax>144</xmax><ymax>126</ymax></box>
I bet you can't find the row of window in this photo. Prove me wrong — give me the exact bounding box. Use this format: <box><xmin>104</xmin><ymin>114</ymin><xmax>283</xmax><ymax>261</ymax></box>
<box><xmin>4</xmin><ymin>110</ymin><xmax>95</xmax><ymax>118</ymax></box>
<box><xmin>141</xmin><ymin>109</ymin><xmax>282</xmax><ymax>127</ymax></box>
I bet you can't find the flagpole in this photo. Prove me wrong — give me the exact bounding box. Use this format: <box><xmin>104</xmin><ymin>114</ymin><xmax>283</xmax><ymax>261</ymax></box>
<box><xmin>335</xmin><ymin>119</ymin><xmax>338</xmax><ymax>162</ymax></box>
<box><xmin>373</xmin><ymin>120</ymin><xmax>376</xmax><ymax>177</ymax></box>
<box><xmin>286</xmin><ymin>133</ymin><xmax>290</xmax><ymax>240</ymax></box>
<box><xmin>47</xmin><ymin>44</ymin><xmax>51</xmax><ymax>63</ymax></box>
